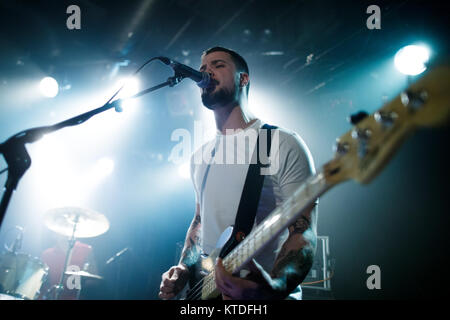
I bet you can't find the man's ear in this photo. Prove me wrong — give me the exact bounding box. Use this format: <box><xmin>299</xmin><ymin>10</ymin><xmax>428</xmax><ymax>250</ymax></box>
<box><xmin>239</xmin><ymin>72</ymin><xmax>249</xmax><ymax>88</ymax></box>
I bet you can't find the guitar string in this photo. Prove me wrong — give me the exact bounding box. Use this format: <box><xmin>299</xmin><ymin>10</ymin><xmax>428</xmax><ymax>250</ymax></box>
<box><xmin>186</xmin><ymin>206</ymin><xmax>287</xmax><ymax>300</ymax></box>
<box><xmin>187</xmin><ymin>236</ymin><xmax>270</xmax><ymax>300</ymax></box>
<box><xmin>186</xmin><ymin>251</ymin><xmax>241</xmax><ymax>300</ymax></box>
<box><xmin>186</xmin><ymin>199</ymin><xmax>302</xmax><ymax>300</ymax></box>
<box><xmin>186</xmin><ymin>213</ymin><xmax>297</xmax><ymax>299</ymax></box>
<box><xmin>186</xmin><ymin>173</ymin><xmax>325</xmax><ymax>299</ymax></box>
<box><xmin>185</xmin><ymin>228</ymin><xmax>268</xmax><ymax>300</ymax></box>
<box><xmin>185</xmin><ymin>269</ymin><xmax>210</xmax><ymax>300</ymax></box>
<box><xmin>186</xmin><ymin>270</ymin><xmax>213</xmax><ymax>300</ymax></box>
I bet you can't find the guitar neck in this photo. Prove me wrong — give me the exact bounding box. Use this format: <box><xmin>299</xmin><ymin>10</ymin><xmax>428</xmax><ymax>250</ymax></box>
<box><xmin>200</xmin><ymin>169</ymin><xmax>334</xmax><ymax>299</ymax></box>
<box><xmin>197</xmin><ymin>63</ymin><xmax>450</xmax><ymax>299</ymax></box>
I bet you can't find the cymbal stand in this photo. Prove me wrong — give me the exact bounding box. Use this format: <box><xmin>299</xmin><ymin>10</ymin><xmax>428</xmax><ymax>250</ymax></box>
<box><xmin>54</xmin><ymin>214</ymin><xmax>79</xmax><ymax>300</ymax></box>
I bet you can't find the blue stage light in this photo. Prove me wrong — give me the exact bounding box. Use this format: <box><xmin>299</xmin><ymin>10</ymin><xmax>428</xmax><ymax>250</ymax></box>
<box><xmin>39</xmin><ymin>76</ymin><xmax>59</xmax><ymax>98</ymax></box>
<box><xmin>394</xmin><ymin>45</ymin><xmax>430</xmax><ymax>76</ymax></box>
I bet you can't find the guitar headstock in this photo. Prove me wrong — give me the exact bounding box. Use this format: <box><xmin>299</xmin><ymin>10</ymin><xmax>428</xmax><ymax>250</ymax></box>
<box><xmin>324</xmin><ymin>63</ymin><xmax>450</xmax><ymax>185</ymax></box>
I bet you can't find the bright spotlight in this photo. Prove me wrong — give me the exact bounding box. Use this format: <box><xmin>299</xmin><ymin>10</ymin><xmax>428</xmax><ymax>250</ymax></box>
<box><xmin>178</xmin><ymin>162</ymin><xmax>190</xmax><ymax>180</ymax></box>
<box><xmin>394</xmin><ymin>45</ymin><xmax>430</xmax><ymax>76</ymax></box>
<box><xmin>95</xmin><ymin>157</ymin><xmax>115</xmax><ymax>177</ymax></box>
<box><xmin>114</xmin><ymin>77</ymin><xmax>140</xmax><ymax>109</ymax></box>
<box><xmin>118</xmin><ymin>77</ymin><xmax>140</xmax><ymax>99</ymax></box>
<box><xmin>39</xmin><ymin>76</ymin><xmax>59</xmax><ymax>98</ymax></box>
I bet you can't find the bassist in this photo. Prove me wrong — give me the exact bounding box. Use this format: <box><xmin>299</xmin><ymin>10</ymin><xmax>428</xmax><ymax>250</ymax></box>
<box><xmin>159</xmin><ymin>47</ymin><xmax>318</xmax><ymax>300</ymax></box>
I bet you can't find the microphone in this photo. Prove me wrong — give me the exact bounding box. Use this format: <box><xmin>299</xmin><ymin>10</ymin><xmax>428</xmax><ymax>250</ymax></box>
<box><xmin>158</xmin><ymin>57</ymin><xmax>211</xmax><ymax>88</ymax></box>
<box><xmin>106</xmin><ymin>247</ymin><xmax>130</xmax><ymax>265</ymax></box>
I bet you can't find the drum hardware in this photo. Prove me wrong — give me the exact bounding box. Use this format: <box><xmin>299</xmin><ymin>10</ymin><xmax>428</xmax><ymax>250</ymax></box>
<box><xmin>0</xmin><ymin>252</ymin><xmax>49</xmax><ymax>300</ymax></box>
<box><xmin>44</xmin><ymin>270</ymin><xmax>103</xmax><ymax>300</ymax></box>
<box><xmin>0</xmin><ymin>293</ymin><xmax>23</xmax><ymax>300</ymax></box>
<box><xmin>65</xmin><ymin>270</ymin><xmax>103</xmax><ymax>280</ymax></box>
<box><xmin>0</xmin><ymin>224</ymin><xmax>49</xmax><ymax>300</ymax></box>
<box><xmin>0</xmin><ymin>206</ymin><xmax>108</xmax><ymax>300</ymax></box>
<box><xmin>3</xmin><ymin>225</ymin><xmax>24</xmax><ymax>253</ymax></box>
<box><xmin>43</xmin><ymin>206</ymin><xmax>109</xmax><ymax>300</ymax></box>
<box><xmin>43</xmin><ymin>206</ymin><xmax>110</xmax><ymax>239</ymax></box>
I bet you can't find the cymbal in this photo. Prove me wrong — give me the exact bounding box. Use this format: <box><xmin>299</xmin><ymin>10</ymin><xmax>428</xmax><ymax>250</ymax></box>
<box><xmin>65</xmin><ymin>270</ymin><xmax>103</xmax><ymax>280</ymax></box>
<box><xmin>44</xmin><ymin>206</ymin><xmax>109</xmax><ymax>238</ymax></box>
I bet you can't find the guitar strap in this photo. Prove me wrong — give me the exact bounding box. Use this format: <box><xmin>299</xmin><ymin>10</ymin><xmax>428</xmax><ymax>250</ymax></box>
<box><xmin>219</xmin><ymin>123</ymin><xmax>277</xmax><ymax>258</ymax></box>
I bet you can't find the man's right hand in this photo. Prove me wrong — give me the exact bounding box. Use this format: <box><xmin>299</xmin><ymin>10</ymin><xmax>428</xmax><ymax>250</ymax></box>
<box><xmin>158</xmin><ymin>264</ymin><xmax>190</xmax><ymax>300</ymax></box>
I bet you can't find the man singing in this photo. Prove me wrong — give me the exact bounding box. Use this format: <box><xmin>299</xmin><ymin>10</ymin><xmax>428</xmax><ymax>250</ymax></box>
<box><xmin>159</xmin><ymin>47</ymin><xmax>317</xmax><ymax>300</ymax></box>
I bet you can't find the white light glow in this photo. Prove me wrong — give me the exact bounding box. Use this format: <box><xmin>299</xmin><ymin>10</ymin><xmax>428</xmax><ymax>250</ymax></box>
<box><xmin>178</xmin><ymin>162</ymin><xmax>191</xmax><ymax>180</ymax></box>
<box><xmin>29</xmin><ymin>135</ymin><xmax>82</xmax><ymax>208</ymax></box>
<box><xmin>115</xmin><ymin>77</ymin><xmax>140</xmax><ymax>109</ymax></box>
<box><xmin>28</xmin><ymin>134</ymin><xmax>116</xmax><ymax>210</ymax></box>
<box><xmin>394</xmin><ymin>45</ymin><xmax>430</xmax><ymax>76</ymax></box>
<box><xmin>119</xmin><ymin>77</ymin><xmax>140</xmax><ymax>98</ymax></box>
<box><xmin>81</xmin><ymin>157</ymin><xmax>115</xmax><ymax>191</ymax></box>
<box><xmin>94</xmin><ymin>157</ymin><xmax>115</xmax><ymax>177</ymax></box>
<box><xmin>39</xmin><ymin>77</ymin><xmax>59</xmax><ymax>98</ymax></box>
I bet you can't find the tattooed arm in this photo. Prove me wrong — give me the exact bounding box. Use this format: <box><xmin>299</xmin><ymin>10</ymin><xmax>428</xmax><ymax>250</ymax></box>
<box><xmin>266</xmin><ymin>132</ymin><xmax>318</xmax><ymax>298</ymax></box>
<box><xmin>179</xmin><ymin>202</ymin><xmax>202</xmax><ymax>270</ymax></box>
<box><xmin>268</xmin><ymin>202</ymin><xmax>317</xmax><ymax>298</ymax></box>
<box><xmin>159</xmin><ymin>203</ymin><xmax>202</xmax><ymax>299</ymax></box>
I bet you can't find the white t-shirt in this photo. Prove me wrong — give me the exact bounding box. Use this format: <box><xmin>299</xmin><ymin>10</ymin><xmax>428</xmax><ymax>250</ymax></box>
<box><xmin>190</xmin><ymin>119</ymin><xmax>316</xmax><ymax>297</ymax></box>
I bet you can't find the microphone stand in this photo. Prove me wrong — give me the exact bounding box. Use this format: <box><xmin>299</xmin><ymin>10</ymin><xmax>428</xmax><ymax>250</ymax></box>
<box><xmin>105</xmin><ymin>247</ymin><xmax>130</xmax><ymax>299</ymax></box>
<box><xmin>0</xmin><ymin>71</ymin><xmax>185</xmax><ymax>229</ymax></box>
<box><xmin>54</xmin><ymin>214</ymin><xmax>79</xmax><ymax>300</ymax></box>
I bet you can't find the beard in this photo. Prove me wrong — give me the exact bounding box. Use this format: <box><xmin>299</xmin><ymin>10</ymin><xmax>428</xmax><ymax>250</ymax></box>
<box><xmin>201</xmin><ymin>82</ymin><xmax>238</xmax><ymax>110</ymax></box>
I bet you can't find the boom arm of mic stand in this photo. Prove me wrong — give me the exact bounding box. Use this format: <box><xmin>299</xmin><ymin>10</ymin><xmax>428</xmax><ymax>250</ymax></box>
<box><xmin>0</xmin><ymin>75</ymin><xmax>182</xmax><ymax>229</ymax></box>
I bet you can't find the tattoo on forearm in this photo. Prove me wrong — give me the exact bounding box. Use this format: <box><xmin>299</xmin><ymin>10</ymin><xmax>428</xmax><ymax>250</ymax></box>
<box><xmin>289</xmin><ymin>215</ymin><xmax>310</xmax><ymax>235</ymax></box>
<box><xmin>179</xmin><ymin>214</ymin><xmax>202</xmax><ymax>268</ymax></box>
<box><xmin>269</xmin><ymin>214</ymin><xmax>316</xmax><ymax>295</ymax></box>
<box><xmin>272</xmin><ymin>246</ymin><xmax>314</xmax><ymax>278</ymax></box>
<box><xmin>192</xmin><ymin>214</ymin><xmax>201</xmax><ymax>228</ymax></box>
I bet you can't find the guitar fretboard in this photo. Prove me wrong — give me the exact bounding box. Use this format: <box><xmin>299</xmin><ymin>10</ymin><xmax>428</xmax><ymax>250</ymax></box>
<box><xmin>200</xmin><ymin>170</ymin><xmax>331</xmax><ymax>299</ymax></box>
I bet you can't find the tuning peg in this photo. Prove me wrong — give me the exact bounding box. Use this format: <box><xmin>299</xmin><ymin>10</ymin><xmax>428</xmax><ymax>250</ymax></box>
<box><xmin>374</xmin><ymin>110</ymin><xmax>398</xmax><ymax>127</ymax></box>
<box><xmin>348</xmin><ymin>111</ymin><xmax>369</xmax><ymax>125</ymax></box>
<box><xmin>351</xmin><ymin>128</ymin><xmax>371</xmax><ymax>140</ymax></box>
<box><xmin>351</xmin><ymin>128</ymin><xmax>371</xmax><ymax>158</ymax></box>
<box><xmin>333</xmin><ymin>139</ymin><xmax>350</xmax><ymax>156</ymax></box>
<box><xmin>400</xmin><ymin>90</ymin><xmax>428</xmax><ymax>110</ymax></box>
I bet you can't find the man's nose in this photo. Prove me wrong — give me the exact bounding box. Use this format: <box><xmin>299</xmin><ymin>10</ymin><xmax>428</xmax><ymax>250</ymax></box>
<box><xmin>204</xmin><ymin>66</ymin><xmax>215</xmax><ymax>77</ymax></box>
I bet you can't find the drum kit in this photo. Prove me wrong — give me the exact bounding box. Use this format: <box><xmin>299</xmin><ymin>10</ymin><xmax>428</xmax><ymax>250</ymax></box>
<box><xmin>0</xmin><ymin>207</ymin><xmax>109</xmax><ymax>300</ymax></box>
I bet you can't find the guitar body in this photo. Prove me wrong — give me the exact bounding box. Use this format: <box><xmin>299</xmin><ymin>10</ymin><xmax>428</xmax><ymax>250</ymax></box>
<box><xmin>184</xmin><ymin>226</ymin><xmax>241</xmax><ymax>300</ymax></box>
<box><xmin>185</xmin><ymin>250</ymin><xmax>221</xmax><ymax>300</ymax></box>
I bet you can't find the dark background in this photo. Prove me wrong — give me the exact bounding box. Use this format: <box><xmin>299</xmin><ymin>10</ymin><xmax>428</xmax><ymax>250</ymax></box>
<box><xmin>0</xmin><ymin>0</ymin><xmax>448</xmax><ymax>299</ymax></box>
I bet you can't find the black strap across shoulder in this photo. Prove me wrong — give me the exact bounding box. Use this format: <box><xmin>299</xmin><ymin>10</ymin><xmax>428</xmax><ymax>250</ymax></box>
<box><xmin>219</xmin><ymin>123</ymin><xmax>278</xmax><ymax>258</ymax></box>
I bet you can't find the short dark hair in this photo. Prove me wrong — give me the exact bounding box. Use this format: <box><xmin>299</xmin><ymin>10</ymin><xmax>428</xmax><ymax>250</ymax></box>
<box><xmin>202</xmin><ymin>46</ymin><xmax>250</xmax><ymax>96</ymax></box>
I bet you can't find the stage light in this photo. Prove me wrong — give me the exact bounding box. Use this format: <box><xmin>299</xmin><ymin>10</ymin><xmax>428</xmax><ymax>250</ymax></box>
<box><xmin>178</xmin><ymin>162</ymin><xmax>190</xmax><ymax>179</ymax></box>
<box><xmin>394</xmin><ymin>45</ymin><xmax>430</xmax><ymax>76</ymax></box>
<box><xmin>115</xmin><ymin>77</ymin><xmax>140</xmax><ymax>109</ymax></box>
<box><xmin>117</xmin><ymin>77</ymin><xmax>140</xmax><ymax>99</ymax></box>
<box><xmin>39</xmin><ymin>76</ymin><xmax>59</xmax><ymax>98</ymax></box>
<box><xmin>94</xmin><ymin>157</ymin><xmax>115</xmax><ymax>177</ymax></box>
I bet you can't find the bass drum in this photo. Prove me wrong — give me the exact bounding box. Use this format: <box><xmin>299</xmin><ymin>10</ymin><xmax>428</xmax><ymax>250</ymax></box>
<box><xmin>0</xmin><ymin>252</ymin><xmax>48</xmax><ymax>300</ymax></box>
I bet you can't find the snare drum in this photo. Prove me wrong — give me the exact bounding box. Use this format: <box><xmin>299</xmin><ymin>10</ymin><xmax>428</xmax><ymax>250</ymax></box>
<box><xmin>0</xmin><ymin>252</ymin><xmax>49</xmax><ymax>300</ymax></box>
